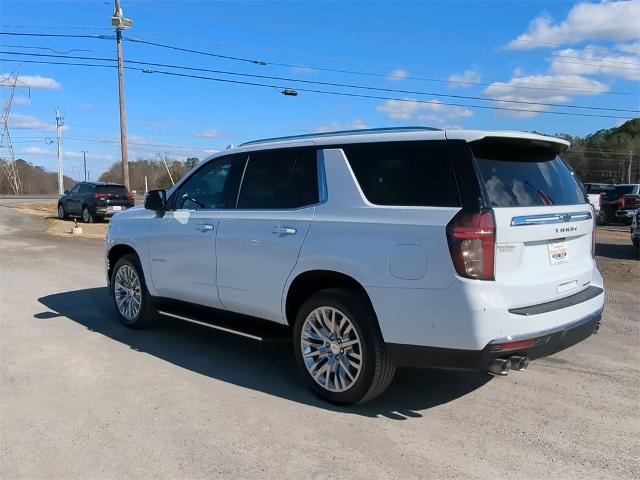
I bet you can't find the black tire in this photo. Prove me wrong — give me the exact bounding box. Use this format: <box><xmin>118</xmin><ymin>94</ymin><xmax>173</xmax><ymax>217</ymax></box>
<box><xmin>81</xmin><ymin>205</ymin><xmax>94</xmax><ymax>223</ymax></box>
<box><xmin>293</xmin><ymin>288</ymin><xmax>396</xmax><ymax>405</ymax></box>
<box><xmin>57</xmin><ymin>203</ymin><xmax>67</xmax><ymax>220</ymax></box>
<box><xmin>109</xmin><ymin>253</ymin><xmax>157</xmax><ymax>328</ymax></box>
<box><xmin>597</xmin><ymin>209</ymin><xmax>609</xmax><ymax>226</ymax></box>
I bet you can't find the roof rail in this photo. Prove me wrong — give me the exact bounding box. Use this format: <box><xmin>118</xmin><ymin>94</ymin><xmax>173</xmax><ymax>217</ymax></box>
<box><xmin>238</xmin><ymin>126</ymin><xmax>441</xmax><ymax>147</ymax></box>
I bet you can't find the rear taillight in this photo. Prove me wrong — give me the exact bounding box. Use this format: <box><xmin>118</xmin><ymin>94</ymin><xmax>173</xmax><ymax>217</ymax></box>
<box><xmin>618</xmin><ymin>195</ymin><xmax>625</xmax><ymax>207</ymax></box>
<box><xmin>446</xmin><ymin>210</ymin><xmax>495</xmax><ymax>281</ymax></box>
<box><xmin>591</xmin><ymin>209</ymin><xmax>596</xmax><ymax>258</ymax></box>
<box><xmin>95</xmin><ymin>193</ymin><xmax>109</xmax><ymax>199</ymax></box>
<box><xmin>126</xmin><ymin>193</ymin><xmax>134</xmax><ymax>200</ymax></box>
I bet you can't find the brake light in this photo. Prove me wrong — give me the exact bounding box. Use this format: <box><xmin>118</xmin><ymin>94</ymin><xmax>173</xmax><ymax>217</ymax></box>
<box><xmin>126</xmin><ymin>193</ymin><xmax>134</xmax><ymax>200</ymax></box>
<box><xmin>95</xmin><ymin>193</ymin><xmax>110</xmax><ymax>199</ymax></box>
<box><xmin>591</xmin><ymin>208</ymin><xmax>596</xmax><ymax>258</ymax></box>
<box><xmin>446</xmin><ymin>210</ymin><xmax>495</xmax><ymax>280</ymax></box>
<box><xmin>618</xmin><ymin>195</ymin><xmax>625</xmax><ymax>207</ymax></box>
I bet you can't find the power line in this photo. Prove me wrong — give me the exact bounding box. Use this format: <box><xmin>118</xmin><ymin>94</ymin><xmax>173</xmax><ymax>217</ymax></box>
<box><xmin>2</xmin><ymin>50</ymin><xmax>638</xmax><ymax>114</ymax></box>
<box><xmin>1</xmin><ymin>30</ymin><xmax>635</xmax><ymax>95</ymax></box>
<box><xmin>0</xmin><ymin>56</ymin><xmax>635</xmax><ymax>120</ymax></box>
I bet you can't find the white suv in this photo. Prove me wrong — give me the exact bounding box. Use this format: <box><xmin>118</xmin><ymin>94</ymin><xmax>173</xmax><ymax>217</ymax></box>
<box><xmin>106</xmin><ymin>127</ymin><xmax>604</xmax><ymax>405</ymax></box>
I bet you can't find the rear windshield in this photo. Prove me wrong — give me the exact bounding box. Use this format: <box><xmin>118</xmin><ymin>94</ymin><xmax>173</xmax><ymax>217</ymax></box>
<box><xmin>473</xmin><ymin>146</ymin><xmax>585</xmax><ymax>208</ymax></box>
<box><xmin>96</xmin><ymin>185</ymin><xmax>128</xmax><ymax>195</ymax></box>
<box><xmin>615</xmin><ymin>185</ymin><xmax>638</xmax><ymax>195</ymax></box>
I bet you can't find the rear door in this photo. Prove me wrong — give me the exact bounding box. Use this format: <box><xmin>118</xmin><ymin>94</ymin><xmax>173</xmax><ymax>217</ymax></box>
<box><xmin>216</xmin><ymin>147</ymin><xmax>318</xmax><ymax>323</ymax></box>
<box><xmin>470</xmin><ymin>138</ymin><xmax>595</xmax><ymax>308</ymax></box>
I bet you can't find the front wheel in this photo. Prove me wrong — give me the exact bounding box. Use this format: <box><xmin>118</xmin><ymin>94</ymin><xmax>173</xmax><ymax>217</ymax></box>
<box><xmin>57</xmin><ymin>204</ymin><xmax>67</xmax><ymax>220</ymax></box>
<box><xmin>110</xmin><ymin>254</ymin><xmax>157</xmax><ymax>328</ymax></box>
<box><xmin>293</xmin><ymin>288</ymin><xmax>396</xmax><ymax>405</ymax></box>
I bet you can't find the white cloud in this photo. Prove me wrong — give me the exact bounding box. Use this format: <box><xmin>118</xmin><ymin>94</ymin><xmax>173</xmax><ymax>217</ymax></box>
<box><xmin>615</xmin><ymin>41</ymin><xmax>640</xmax><ymax>54</ymax></box>
<box><xmin>377</xmin><ymin>99</ymin><xmax>473</xmax><ymax>123</ymax></box>
<box><xmin>292</xmin><ymin>66</ymin><xmax>318</xmax><ymax>75</ymax></box>
<box><xmin>483</xmin><ymin>73</ymin><xmax>609</xmax><ymax>117</ymax></box>
<box><xmin>549</xmin><ymin>45</ymin><xmax>640</xmax><ymax>80</ymax></box>
<box><xmin>193</xmin><ymin>129</ymin><xmax>227</xmax><ymax>139</ymax></box>
<box><xmin>0</xmin><ymin>74</ymin><xmax>61</xmax><ymax>89</ymax></box>
<box><xmin>9</xmin><ymin>113</ymin><xmax>64</xmax><ymax>132</ymax></box>
<box><xmin>448</xmin><ymin>69</ymin><xmax>481</xmax><ymax>87</ymax></box>
<box><xmin>65</xmin><ymin>151</ymin><xmax>116</xmax><ymax>161</ymax></box>
<box><xmin>387</xmin><ymin>69</ymin><xmax>409</xmax><ymax>81</ymax></box>
<box><xmin>507</xmin><ymin>0</ymin><xmax>640</xmax><ymax>50</ymax></box>
<box><xmin>13</xmin><ymin>96</ymin><xmax>31</xmax><ymax>106</ymax></box>
<box><xmin>17</xmin><ymin>146</ymin><xmax>49</xmax><ymax>155</ymax></box>
<box><xmin>313</xmin><ymin>119</ymin><xmax>368</xmax><ymax>133</ymax></box>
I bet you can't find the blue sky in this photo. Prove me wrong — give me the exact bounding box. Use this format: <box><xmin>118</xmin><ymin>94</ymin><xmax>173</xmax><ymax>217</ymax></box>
<box><xmin>1</xmin><ymin>0</ymin><xmax>639</xmax><ymax>180</ymax></box>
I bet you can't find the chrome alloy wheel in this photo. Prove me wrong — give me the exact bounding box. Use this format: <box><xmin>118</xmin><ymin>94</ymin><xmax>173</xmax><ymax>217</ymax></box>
<box><xmin>58</xmin><ymin>205</ymin><xmax>65</xmax><ymax>219</ymax></box>
<box><xmin>82</xmin><ymin>207</ymin><xmax>90</xmax><ymax>223</ymax></box>
<box><xmin>300</xmin><ymin>306</ymin><xmax>363</xmax><ymax>393</ymax></box>
<box><xmin>114</xmin><ymin>264</ymin><xmax>142</xmax><ymax>321</ymax></box>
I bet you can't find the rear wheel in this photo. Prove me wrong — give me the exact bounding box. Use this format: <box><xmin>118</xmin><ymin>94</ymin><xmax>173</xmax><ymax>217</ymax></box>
<box><xmin>57</xmin><ymin>204</ymin><xmax>67</xmax><ymax>220</ymax></box>
<box><xmin>110</xmin><ymin>254</ymin><xmax>157</xmax><ymax>328</ymax></box>
<box><xmin>81</xmin><ymin>205</ymin><xmax>94</xmax><ymax>223</ymax></box>
<box><xmin>597</xmin><ymin>209</ymin><xmax>609</xmax><ymax>226</ymax></box>
<box><xmin>293</xmin><ymin>288</ymin><xmax>395</xmax><ymax>405</ymax></box>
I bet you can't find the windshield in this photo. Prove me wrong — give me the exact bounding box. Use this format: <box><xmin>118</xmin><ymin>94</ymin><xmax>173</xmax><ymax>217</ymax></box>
<box><xmin>474</xmin><ymin>154</ymin><xmax>585</xmax><ymax>208</ymax></box>
<box><xmin>96</xmin><ymin>185</ymin><xmax>128</xmax><ymax>196</ymax></box>
<box><xmin>615</xmin><ymin>185</ymin><xmax>638</xmax><ymax>195</ymax></box>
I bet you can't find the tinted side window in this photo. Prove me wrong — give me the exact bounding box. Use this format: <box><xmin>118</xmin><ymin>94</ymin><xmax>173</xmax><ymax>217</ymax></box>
<box><xmin>174</xmin><ymin>154</ymin><xmax>245</xmax><ymax>210</ymax></box>
<box><xmin>342</xmin><ymin>141</ymin><xmax>460</xmax><ymax>207</ymax></box>
<box><xmin>79</xmin><ymin>184</ymin><xmax>93</xmax><ymax>194</ymax></box>
<box><xmin>237</xmin><ymin>148</ymin><xmax>318</xmax><ymax>209</ymax></box>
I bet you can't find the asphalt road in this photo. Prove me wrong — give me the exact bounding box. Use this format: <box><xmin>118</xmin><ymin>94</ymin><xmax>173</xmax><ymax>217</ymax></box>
<box><xmin>1</xmin><ymin>204</ymin><xmax>638</xmax><ymax>479</ymax></box>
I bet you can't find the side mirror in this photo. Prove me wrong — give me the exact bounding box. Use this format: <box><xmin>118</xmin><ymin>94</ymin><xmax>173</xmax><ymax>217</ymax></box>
<box><xmin>64</xmin><ymin>189</ymin><xmax>69</xmax><ymax>194</ymax></box>
<box><xmin>144</xmin><ymin>189</ymin><xmax>166</xmax><ymax>213</ymax></box>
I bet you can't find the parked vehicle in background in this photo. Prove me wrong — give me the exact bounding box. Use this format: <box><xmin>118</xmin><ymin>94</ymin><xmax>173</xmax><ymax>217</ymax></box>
<box><xmin>613</xmin><ymin>184</ymin><xmax>640</xmax><ymax>225</ymax></box>
<box><xmin>58</xmin><ymin>182</ymin><xmax>134</xmax><ymax>223</ymax></box>
<box><xmin>105</xmin><ymin>127</ymin><xmax>604</xmax><ymax>405</ymax></box>
<box><xmin>586</xmin><ymin>193</ymin><xmax>601</xmax><ymax>219</ymax></box>
<box><xmin>631</xmin><ymin>209</ymin><xmax>640</xmax><ymax>253</ymax></box>
<box><xmin>584</xmin><ymin>183</ymin><xmax>615</xmax><ymax>225</ymax></box>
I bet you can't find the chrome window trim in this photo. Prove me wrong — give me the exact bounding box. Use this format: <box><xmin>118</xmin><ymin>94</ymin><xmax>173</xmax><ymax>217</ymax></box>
<box><xmin>510</xmin><ymin>211</ymin><xmax>592</xmax><ymax>226</ymax></box>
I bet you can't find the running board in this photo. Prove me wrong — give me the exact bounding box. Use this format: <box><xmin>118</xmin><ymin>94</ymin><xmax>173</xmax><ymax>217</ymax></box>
<box><xmin>154</xmin><ymin>298</ymin><xmax>291</xmax><ymax>343</ymax></box>
<box><xmin>158</xmin><ymin>310</ymin><xmax>263</xmax><ymax>341</ymax></box>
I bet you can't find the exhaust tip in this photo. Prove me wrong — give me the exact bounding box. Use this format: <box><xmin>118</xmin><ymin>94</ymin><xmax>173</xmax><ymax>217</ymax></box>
<box><xmin>487</xmin><ymin>358</ymin><xmax>511</xmax><ymax>376</ymax></box>
<box><xmin>510</xmin><ymin>356</ymin><xmax>529</xmax><ymax>371</ymax></box>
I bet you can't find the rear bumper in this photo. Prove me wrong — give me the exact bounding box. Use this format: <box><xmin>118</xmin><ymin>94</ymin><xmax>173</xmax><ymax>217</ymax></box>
<box><xmin>615</xmin><ymin>209</ymin><xmax>635</xmax><ymax>219</ymax></box>
<box><xmin>96</xmin><ymin>206</ymin><xmax>130</xmax><ymax>216</ymax></box>
<box><xmin>387</xmin><ymin>308</ymin><xmax>602</xmax><ymax>370</ymax></box>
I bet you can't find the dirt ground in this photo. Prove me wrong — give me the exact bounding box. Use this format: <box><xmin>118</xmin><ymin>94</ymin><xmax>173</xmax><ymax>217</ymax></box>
<box><xmin>8</xmin><ymin>201</ymin><xmax>109</xmax><ymax>240</ymax></box>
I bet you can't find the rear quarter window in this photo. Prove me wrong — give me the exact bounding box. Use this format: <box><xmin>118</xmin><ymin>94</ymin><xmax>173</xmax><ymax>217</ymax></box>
<box><xmin>341</xmin><ymin>141</ymin><xmax>460</xmax><ymax>207</ymax></box>
<box><xmin>471</xmin><ymin>142</ymin><xmax>585</xmax><ymax>207</ymax></box>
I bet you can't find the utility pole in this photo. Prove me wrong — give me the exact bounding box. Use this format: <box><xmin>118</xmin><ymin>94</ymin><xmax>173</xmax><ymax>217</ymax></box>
<box><xmin>628</xmin><ymin>152</ymin><xmax>633</xmax><ymax>184</ymax></box>
<box><xmin>111</xmin><ymin>0</ymin><xmax>133</xmax><ymax>190</ymax></box>
<box><xmin>55</xmin><ymin>108</ymin><xmax>64</xmax><ymax>194</ymax></box>
<box><xmin>81</xmin><ymin>150</ymin><xmax>88</xmax><ymax>181</ymax></box>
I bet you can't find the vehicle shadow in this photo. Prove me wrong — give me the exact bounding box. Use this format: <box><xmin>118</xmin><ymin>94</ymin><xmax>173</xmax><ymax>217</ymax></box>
<box><xmin>37</xmin><ymin>287</ymin><xmax>490</xmax><ymax>419</ymax></box>
<box><xmin>595</xmin><ymin>241</ymin><xmax>638</xmax><ymax>260</ymax></box>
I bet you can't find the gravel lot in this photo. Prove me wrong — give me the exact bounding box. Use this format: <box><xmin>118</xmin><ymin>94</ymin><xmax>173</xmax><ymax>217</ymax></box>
<box><xmin>1</xmin><ymin>202</ymin><xmax>638</xmax><ymax>479</ymax></box>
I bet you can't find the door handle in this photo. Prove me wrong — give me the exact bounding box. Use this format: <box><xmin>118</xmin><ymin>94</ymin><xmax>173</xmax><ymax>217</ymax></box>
<box><xmin>197</xmin><ymin>224</ymin><xmax>215</xmax><ymax>231</ymax></box>
<box><xmin>272</xmin><ymin>226</ymin><xmax>297</xmax><ymax>236</ymax></box>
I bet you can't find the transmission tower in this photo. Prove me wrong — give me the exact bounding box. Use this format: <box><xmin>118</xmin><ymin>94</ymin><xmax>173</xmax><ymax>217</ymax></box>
<box><xmin>0</xmin><ymin>68</ymin><xmax>23</xmax><ymax>195</ymax></box>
